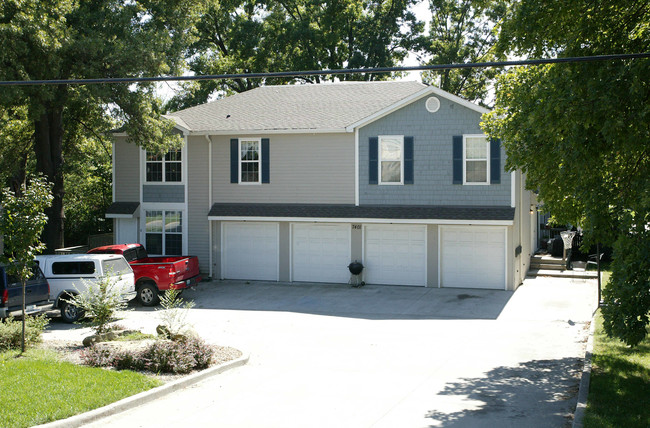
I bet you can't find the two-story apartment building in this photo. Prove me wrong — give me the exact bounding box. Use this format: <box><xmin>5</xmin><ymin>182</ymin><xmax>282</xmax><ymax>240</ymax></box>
<box><xmin>107</xmin><ymin>81</ymin><xmax>536</xmax><ymax>291</ymax></box>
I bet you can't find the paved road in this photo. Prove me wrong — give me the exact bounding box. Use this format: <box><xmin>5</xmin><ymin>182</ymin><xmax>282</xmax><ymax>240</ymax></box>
<box><xmin>47</xmin><ymin>276</ymin><xmax>597</xmax><ymax>428</ymax></box>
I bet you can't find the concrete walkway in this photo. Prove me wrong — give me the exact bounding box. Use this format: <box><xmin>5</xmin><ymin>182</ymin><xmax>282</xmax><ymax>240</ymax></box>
<box><xmin>53</xmin><ymin>276</ymin><xmax>596</xmax><ymax>428</ymax></box>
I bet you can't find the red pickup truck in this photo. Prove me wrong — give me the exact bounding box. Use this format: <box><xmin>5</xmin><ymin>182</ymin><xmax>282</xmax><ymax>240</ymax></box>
<box><xmin>88</xmin><ymin>243</ymin><xmax>201</xmax><ymax>306</ymax></box>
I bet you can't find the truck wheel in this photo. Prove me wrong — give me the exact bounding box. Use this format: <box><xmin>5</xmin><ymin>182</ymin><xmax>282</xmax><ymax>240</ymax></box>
<box><xmin>137</xmin><ymin>283</ymin><xmax>160</xmax><ymax>306</ymax></box>
<box><xmin>61</xmin><ymin>302</ymin><xmax>83</xmax><ymax>323</ymax></box>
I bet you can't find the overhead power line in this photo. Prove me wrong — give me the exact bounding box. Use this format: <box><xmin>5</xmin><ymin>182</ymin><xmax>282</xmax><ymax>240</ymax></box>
<box><xmin>1</xmin><ymin>52</ymin><xmax>649</xmax><ymax>87</ymax></box>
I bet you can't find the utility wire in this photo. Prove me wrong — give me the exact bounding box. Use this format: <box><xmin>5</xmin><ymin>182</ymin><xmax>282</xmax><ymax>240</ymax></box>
<box><xmin>1</xmin><ymin>52</ymin><xmax>648</xmax><ymax>86</ymax></box>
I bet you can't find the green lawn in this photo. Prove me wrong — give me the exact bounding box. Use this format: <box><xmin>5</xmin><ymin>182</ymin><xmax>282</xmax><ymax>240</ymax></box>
<box><xmin>584</xmin><ymin>269</ymin><xmax>650</xmax><ymax>428</ymax></box>
<box><xmin>0</xmin><ymin>349</ymin><xmax>162</xmax><ymax>428</ymax></box>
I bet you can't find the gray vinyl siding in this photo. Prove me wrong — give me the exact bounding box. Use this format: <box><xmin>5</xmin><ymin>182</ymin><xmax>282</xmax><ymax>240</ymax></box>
<box><xmin>358</xmin><ymin>96</ymin><xmax>511</xmax><ymax>206</ymax></box>
<box><xmin>187</xmin><ymin>136</ymin><xmax>210</xmax><ymax>274</ymax></box>
<box><xmin>113</xmin><ymin>137</ymin><xmax>140</xmax><ymax>202</ymax></box>
<box><xmin>142</xmin><ymin>185</ymin><xmax>185</xmax><ymax>203</ymax></box>
<box><xmin>211</xmin><ymin>133</ymin><xmax>354</xmax><ymax>204</ymax></box>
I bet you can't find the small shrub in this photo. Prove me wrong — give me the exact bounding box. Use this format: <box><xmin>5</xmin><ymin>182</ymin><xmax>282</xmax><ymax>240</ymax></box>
<box><xmin>157</xmin><ymin>288</ymin><xmax>195</xmax><ymax>338</ymax></box>
<box><xmin>67</xmin><ymin>271</ymin><xmax>129</xmax><ymax>335</ymax></box>
<box><xmin>0</xmin><ymin>314</ymin><xmax>49</xmax><ymax>351</ymax></box>
<box><xmin>80</xmin><ymin>346</ymin><xmax>115</xmax><ymax>367</ymax></box>
<box><xmin>80</xmin><ymin>336</ymin><xmax>214</xmax><ymax>374</ymax></box>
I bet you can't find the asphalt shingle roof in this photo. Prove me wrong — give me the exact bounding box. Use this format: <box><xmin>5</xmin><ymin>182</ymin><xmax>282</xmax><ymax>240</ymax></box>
<box><xmin>105</xmin><ymin>202</ymin><xmax>140</xmax><ymax>216</ymax></box>
<box><xmin>207</xmin><ymin>203</ymin><xmax>515</xmax><ymax>221</ymax></box>
<box><xmin>167</xmin><ymin>81</ymin><xmax>428</xmax><ymax>133</ymax></box>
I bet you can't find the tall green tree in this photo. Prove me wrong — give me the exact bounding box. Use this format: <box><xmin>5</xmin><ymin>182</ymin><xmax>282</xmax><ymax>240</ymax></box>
<box><xmin>0</xmin><ymin>0</ymin><xmax>201</xmax><ymax>250</ymax></box>
<box><xmin>483</xmin><ymin>0</ymin><xmax>650</xmax><ymax>345</ymax></box>
<box><xmin>166</xmin><ymin>0</ymin><xmax>420</xmax><ymax>111</ymax></box>
<box><xmin>0</xmin><ymin>176</ymin><xmax>53</xmax><ymax>353</ymax></box>
<box><xmin>415</xmin><ymin>0</ymin><xmax>508</xmax><ymax>105</ymax></box>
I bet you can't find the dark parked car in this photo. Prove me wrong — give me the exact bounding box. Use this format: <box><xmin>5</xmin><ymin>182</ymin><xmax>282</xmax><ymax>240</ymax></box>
<box><xmin>0</xmin><ymin>263</ymin><xmax>53</xmax><ymax>318</ymax></box>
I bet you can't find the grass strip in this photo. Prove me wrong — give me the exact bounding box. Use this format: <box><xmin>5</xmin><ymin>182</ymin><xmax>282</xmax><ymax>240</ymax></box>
<box><xmin>0</xmin><ymin>349</ymin><xmax>162</xmax><ymax>428</ymax></box>
<box><xmin>584</xmin><ymin>311</ymin><xmax>650</xmax><ymax>428</ymax></box>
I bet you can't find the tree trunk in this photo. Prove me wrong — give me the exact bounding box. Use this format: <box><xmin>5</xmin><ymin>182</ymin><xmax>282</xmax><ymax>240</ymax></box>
<box><xmin>34</xmin><ymin>105</ymin><xmax>65</xmax><ymax>252</ymax></box>
<box><xmin>21</xmin><ymin>279</ymin><xmax>26</xmax><ymax>353</ymax></box>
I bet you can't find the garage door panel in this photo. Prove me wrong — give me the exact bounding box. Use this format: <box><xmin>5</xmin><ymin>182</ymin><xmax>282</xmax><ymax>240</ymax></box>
<box><xmin>223</xmin><ymin>222</ymin><xmax>279</xmax><ymax>281</ymax></box>
<box><xmin>292</xmin><ymin>224</ymin><xmax>350</xmax><ymax>283</ymax></box>
<box><xmin>364</xmin><ymin>225</ymin><xmax>426</xmax><ymax>286</ymax></box>
<box><xmin>441</xmin><ymin>226</ymin><xmax>505</xmax><ymax>289</ymax></box>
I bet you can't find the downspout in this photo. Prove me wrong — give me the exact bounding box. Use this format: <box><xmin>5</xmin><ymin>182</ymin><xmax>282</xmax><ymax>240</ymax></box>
<box><xmin>355</xmin><ymin>128</ymin><xmax>359</xmax><ymax>206</ymax></box>
<box><xmin>205</xmin><ymin>135</ymin><xmax>213</xmax><ymax>279</ymax></box>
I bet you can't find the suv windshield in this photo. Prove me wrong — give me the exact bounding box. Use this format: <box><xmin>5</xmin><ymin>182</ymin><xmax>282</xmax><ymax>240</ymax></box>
<box><xmin>101</xmin><ymin>258</ymin><xmax>132</xmax><ymax>276</ymax></box>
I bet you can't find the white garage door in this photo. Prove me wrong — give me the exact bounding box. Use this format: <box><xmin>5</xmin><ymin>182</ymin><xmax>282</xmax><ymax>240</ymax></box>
<box><xmin>364</xmin><ymin>225</ymin><xmax>426</xmax><ymax>286</ymax></box>
<box><xmin>292</xmin><ymin>223</ymin><xmax>351</xmax><ymax>283</ymax></box>
<box><xmin>440</xmin><ymin>226</ymin><xmax>506</xmax><ymax>289</ymax></box>
<box><xmin>222</xmin><ymin>222</ymin><xmax>279</xmax><ymax>281</ymax></box>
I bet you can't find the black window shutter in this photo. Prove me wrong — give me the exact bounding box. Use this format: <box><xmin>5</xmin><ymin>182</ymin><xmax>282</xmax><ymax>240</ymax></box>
<box><xmin>452</xmin><ymin>135</ymin><xmax>463</xmax><ymax>184</ymax></box>
<box><xmin>261</xmin><ymin>138</ymin><xmax>270</xmax><ymax>183</ymax></box>
<box><xmin>230</xmin><ymin>138</ymin><xmax>239</xmax><ymax>183</ymax></box>
<box><xmin>490</xmin><ymin>138</ymin><xmax>501</xmax><ymax>184</ymax></box>
<box><xmin>369</xmin><ymin>137</ymin><xmax>378</xmax><ymax>185</ymax></box>
<box><xmin>404</xmin><ymin>136</ymin><xmax>414</xmax><ymax>184</ymax></box>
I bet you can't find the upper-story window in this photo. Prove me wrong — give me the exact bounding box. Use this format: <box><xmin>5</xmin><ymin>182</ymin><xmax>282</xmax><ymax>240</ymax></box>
<box><xmin>239</xmin><ymin>138</ymin><xmax>261</xmax><ymax>184</ymax></box>
<box><xmin>463</xmin><ymin>135</ymin><xmax>489</xmax><ymax>185</ymax></box>
<box><xmin>379</xmin><ymin>135</ymin><xmax>404</xmax><ymax>185</ymax></box>
<box><xmin>146</xmin><ymin>149</ymin><xmax>182</xmax><ymax>183</ymax></box>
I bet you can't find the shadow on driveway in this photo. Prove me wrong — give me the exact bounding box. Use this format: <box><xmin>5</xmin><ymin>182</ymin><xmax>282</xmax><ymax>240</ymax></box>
<box><xmin>173</xmin><ymin>280</ymin><xmax>514</xmax><ymax>321</ymax></box>
<box><xmin>425</xmin><ymin>357</ymin><xmax>583</xmax><ymax>428</ymax></box>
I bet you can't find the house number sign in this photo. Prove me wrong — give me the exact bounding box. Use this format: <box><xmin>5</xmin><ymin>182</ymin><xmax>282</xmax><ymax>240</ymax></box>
<box><xmin>352</xmin><ymin>224</ymin><xmax>362</xmax><ymax>230</ymax></box>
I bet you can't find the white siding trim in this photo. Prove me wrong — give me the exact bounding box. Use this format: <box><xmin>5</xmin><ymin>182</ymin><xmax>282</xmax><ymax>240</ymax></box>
<box><xmin>140</xmin><ymin>203</ymin><xmax>188</xmax><ymax>255</ymax></box>
<box><xmin>207</xmin><ymin>216</ymin><xmax>513</xmax><ymax>226</ymax></box>
<box><xmin>111</xmin><ymin>141</ymin><xmax>116</xmax><ymax>202</ymax></box>
<box><xmin>140</xmin><ymin>143</ymin><xmax>188</xmax><ymax>186</ymax></box>
<box><xmin>238</xmin><ymin>137</ymin><xmax>262</xmax><ymax>185</ymax></box>
<box><xmin>206</xmin><ymin>135</ymin><xmax>213</xmax><ymax>278</ymax></box>
<box><xmin>378</xmin><ymin>135</ymin><xmax>405</xmax><ymax>186</ymax></box>
<box><xmin>462</xmin><ymin>134</ymin><xmax>490</xmax><ymax>186</ymax></box>
<box><xmin>355</xmin><ymin>128</ymin><xmax>359</xmax><ymax>206</ymax></box>
<box><xmin>511</xmin><ymin>171</ymin><xmax>517</xmax><ymax>208</ymax></box>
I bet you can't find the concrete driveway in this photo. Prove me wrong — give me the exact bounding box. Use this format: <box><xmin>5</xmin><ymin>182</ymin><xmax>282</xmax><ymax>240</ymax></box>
<box><xmin>52</xmin><ymin>276</ymin><xmax>596</xmax><ymax>428</ymax></box>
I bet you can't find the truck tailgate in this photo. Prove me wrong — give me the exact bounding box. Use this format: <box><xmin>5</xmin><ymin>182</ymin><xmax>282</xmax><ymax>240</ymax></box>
<box><xmin>169</xmin><ymin>257</ymin><xmax>200</xmax><ymax>282</ymax></box>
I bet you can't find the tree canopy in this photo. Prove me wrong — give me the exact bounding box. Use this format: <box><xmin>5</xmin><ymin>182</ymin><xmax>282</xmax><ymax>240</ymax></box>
<box><xmin>483</xmin><ymin>0</ymin><xmax>650</xmax><ymax>345</ymax></box>
<box><xmin>0</xmin><ymin>0</ymin><xmax>200</xmax><ymax>250</ymax></box>
<box><xmin>415</xmin><ymin>0</ymin><xmax>507</xmax><ymax>105</ymax></box>
<box><xmin>165</xmin><ymin>0</ymin><xmax>421</xmax><ymax>111</ymax></box>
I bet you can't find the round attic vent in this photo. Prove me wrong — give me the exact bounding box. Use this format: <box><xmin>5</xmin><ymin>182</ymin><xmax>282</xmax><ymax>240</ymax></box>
<box><xmin>425</xmin><ymin>96</ymin><xmax>441</xmax><ymax>113</ymax></box>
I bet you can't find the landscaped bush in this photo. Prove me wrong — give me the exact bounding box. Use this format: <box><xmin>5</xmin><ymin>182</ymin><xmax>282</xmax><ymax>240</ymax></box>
<box><xmin>0</xmin><ymin>314</ymin><xmax>49</xmax><ymax>351</ymax></box>
<box><xmin>81</xmin><ymin>336</ymin><xmax>215</xmax><ymax>374</ymax></box>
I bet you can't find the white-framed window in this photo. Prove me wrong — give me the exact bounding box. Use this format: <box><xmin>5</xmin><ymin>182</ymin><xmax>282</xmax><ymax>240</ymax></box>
<box><xmin>463</xmin><ymin>135</ymin><xmax>490</xmax><ymax>185</ymax></box>
<box><xmin>379</xmin><ymin>135</ymin><xmax>404</xmax><ymax>185</ymax></box>
<box><xmin>239</xmin><ymin>138</ymin><xmax>261</xmax><ymax>184</ymax></box>
<box><xmin>146</xmin><ymin>149</ymin><xmax>182</xmax><ymax>183</ymax></box>
<box><xmin>145</xmin><ymin>210</ymin><xmax>183</xmax><ymax>255</ymax></box>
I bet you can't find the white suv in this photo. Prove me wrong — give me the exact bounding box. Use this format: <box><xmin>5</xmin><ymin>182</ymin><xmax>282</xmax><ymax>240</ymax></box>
<box><xmin>35</xmin><ymin>254</ymin><xmax>136</xmax><ymax>322</ymax></box>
